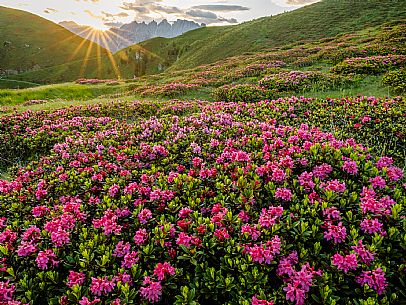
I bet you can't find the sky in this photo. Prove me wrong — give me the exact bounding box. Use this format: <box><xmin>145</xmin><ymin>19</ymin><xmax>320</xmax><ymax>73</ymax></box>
<box><xmin>0</xmin><ymin>0</ymin><xmax>318</xmax><ymax>30</ymax></box>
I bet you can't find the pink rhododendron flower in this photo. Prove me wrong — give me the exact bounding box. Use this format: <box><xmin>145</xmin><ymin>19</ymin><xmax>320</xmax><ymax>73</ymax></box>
<box><xmin>138</xmin><ymin>208</ymin><xmax>153</xmax><ymax>224</ymax></box>
<box><xmin>214</xmin><ymin>228</ymin><xmax>230</xmax><ymax>241</ymax></box>
<box><xmin>356</xmin><ymin>268</ymin><xmax>387</xmax><ymax>295</ymax></box>
<box><xmin>259</xmin><ymin>206</ymin><xmax>283</xmax><ymax>228</ymax></box>
<box><xmin>140</xmin><ymin>277</ymin><xmax>162</xmax><ymax>303</ymax></box>
<box><xmin>369</xmin><ymin>176</ymin><xmax>386</xmax><ymax>189</ymax></box>
<box><xmin>360</xmin><ymin>218</ymin><xmax>384</xmax><ymax>234</ymax></box>
<box><xmin>342</xmin><ymin>160</ymin><xmax>358</xmax><ymax>175</ymax></box>
<box><xmin>134</xmin><ymin>229</ymin><xmax>148</xmax><ymax>245</ymax></box>
<box><xmin>351</xmin><ymin>240</ymin><xmax>375</xmax><ymax>265</ymax></box>
<box><xmin>241</xmin><ymin>224</ymin><xmax>261</xmax><ymax>241</ymax></box>
<box><xmin>252</xmin><ymin>295</ymin><xmax>274</xmax><ymax>305</ymax></box>
<box><xmin>79</xmin><ymin>297</ymin><xmax>101</xmax><ymax>305</ymax></box>
<box><xmin>16</xmin><ymin>241</ymin><xmax>37</xmax><ymax>257</ymax></box>
<box><xmin>275</xmin><ymin>188</ymin><xmax>293</xmax><ymax>201</ymax></box>
<box><xmin>154</xmin><ymin>262</ymin><xmax>176</xmax><ymax>280</ymax></box>
<box><xmin>0</xmin><ymin>280</ymin><xmax>15</xmax><ymax>302</ymax></box>
<box><xmin>331</xmin><ymin>253</ymin><xmax>358</xmax><ymax>273</ymax></box>
<box><xmin>36</xmin><ymin>249</ymin><xmax>59</xmax><ymax>270</ymax></box>
<box><xmin>176</xmin><ymin>232</ymin><xmax>193</xmax><ymax>248</ymax></box>
<box><xmin>108</xmin><ymin>184</ymin><xmax>120</xmax><ymax>197</ymax></box>
<box><xmin>90</xmin><ymin>277</ymin><xmax>115</xmax><ymax>296</ymax></box>
<box><xmin>323</xmin><ymin>222</ymin><xmax>347</xmax><ymax>243</ymax></box>
<box><xmin>67</xmin><ymin>271</ymin><xmax>86</xmax><ymax>288</ymax></box>
<box><xmin>122</xmin><ymin>251</ymin><xmax>139</xmax><ymax>268</ymax></box>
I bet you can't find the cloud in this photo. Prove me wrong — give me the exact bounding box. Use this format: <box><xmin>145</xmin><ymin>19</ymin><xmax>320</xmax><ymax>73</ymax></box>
<box><xmin>104</xmin><ymin>21</ymin><xmax>124</xmax><ymax>28</ymax></box>
<box><xmin>44</xmin><ymin>7</ymin><xmax>58</xmax><ymax>14</ymax></box>
<box><xmin>102</xmin><ymin>11</ymin><xmax>129</xmax><ymax>18</ymax></box>
<box><xmin>84</xmin><ymin>9</ymin><xmax>103</xmax><ymax>19</ymax></box>
<box><xmin>186</xmin><ymin>9</ymin><xmax>218</xmax><ymax>20</ymax></box>
<box><xmin>120</xmin><ymin>1</ymin><xmax>242</xmax><ymax>24</ymax></box>
<box><xmin>190</xmin><ymin>5</ymin><xmax>250</xmax><ymax>12</ymax></box>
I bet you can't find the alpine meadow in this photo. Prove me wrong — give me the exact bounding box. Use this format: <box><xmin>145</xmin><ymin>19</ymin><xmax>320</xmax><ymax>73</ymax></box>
<box><xmin>0</xmin><ymin>0</ymin><xmax>405</xmax><ymax>305</ymax></box>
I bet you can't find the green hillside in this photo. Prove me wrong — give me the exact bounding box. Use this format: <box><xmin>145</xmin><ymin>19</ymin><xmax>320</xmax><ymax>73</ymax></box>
<box><xmin>116</xmin><ymin>0</ymin><xmax>406</xmax><ymax>75</ymax></box>
<box><xmin>0</xmin><ymin>6</ymin><xmax>119</xmax><ymax>86</ymax></box>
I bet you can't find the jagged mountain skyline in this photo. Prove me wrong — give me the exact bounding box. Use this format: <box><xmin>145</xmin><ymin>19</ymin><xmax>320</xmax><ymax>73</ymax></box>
<box><xmin>60</xmin><ymin>18</ymin><xmax>202</xmax><ymax>53</ymax></box>
<box><xmin>0</xmin><ymin>1</ymin><xmax>315</xmax><ymax>30</ymax></box>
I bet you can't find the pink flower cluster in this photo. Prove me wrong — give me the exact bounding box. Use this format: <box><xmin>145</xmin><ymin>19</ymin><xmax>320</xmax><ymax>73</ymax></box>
<box><xmin>278</xmin><ymin>252</ymin><xmax>322</xmax><ymax>305</ymax></box>
<box><xmin>36</xmin><ymin>249</ymin><xmax>59</xmax><ymax>270</ymax></box>
<box><xmin>331</xmin><ymin>253</ymin><xmax>358</xmax><ymax>273</ymax></box>
<box><xmin>246</xmin><ymin>236</ymin><xmax>281</xmax><ymax>264</ymax></box>
<box><xmin>140</xmin><ymin>277</ymin><xmax>162</xmax><ymax>303</ymax></box>
<box><xmin>356</xmin><ymin>268</ymin><xmax>388</xmax><ymax>295</ymax></box>
<box><xmin>258</xmin><ymin>206</ymin><xmax>283</xmax><ymax>228</ymax></box>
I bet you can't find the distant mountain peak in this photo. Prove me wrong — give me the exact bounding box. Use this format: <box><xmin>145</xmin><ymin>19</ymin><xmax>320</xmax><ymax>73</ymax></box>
<box><xmin>60</xmin><ymin>19</ymin><xmax>201</xmax><ymax>53</ymax></box>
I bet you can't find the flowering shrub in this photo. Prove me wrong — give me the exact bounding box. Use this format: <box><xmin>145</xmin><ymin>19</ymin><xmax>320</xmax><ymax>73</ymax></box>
<box><xmin>331</xmin><ymin>55</ymin><xmax>406</xmax><ymax>75</ymax></box>
<box><xmin>0</xmin><ymin>101</ymin><xmax>201</xmax><ymax>169</ymax></box>
<box><xmin>213</xmin><ymin>84</ymin><xmax>270</xmax><ymax>103</ymax></box>
<box><xmin>238</xmin><ymin>62</ymin><xmax>286</xmax><ymax>77</ymax></box>
<box><xmin>76</xmin><ymin>79</ymin><xmax>119</xmax><ymax>85</ymax></box>
<box><xmin>0</xmin><ymin>96</ymin><xmax>405</xmax><ymax>304</ymax></box>
<box><xmin>137</xmin><ymin>83</ymin><xmax>200</xmax><ymax>98</ymax></box>
<box><xmin>382</xmin><ymin>69</ymin><xmax>406</xmax><ymax>93</ymax></box>
<box><xmin>258</xmin><ymin>71</ymin><xmax>352</xmax><ymax>93</ymax></box>
<box><xmin>23</xmin><ymin>100</ymin><xmax>49</xmax><ymax>106</ymax></box>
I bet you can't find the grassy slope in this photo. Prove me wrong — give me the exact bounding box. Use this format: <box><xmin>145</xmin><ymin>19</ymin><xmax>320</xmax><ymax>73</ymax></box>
<box><xmin>116</xmin><ymin>0</ymin><xmax>406</xmax><ymax>74</ymax></box>
<box><xmin>0</xmin><ymin>6</ymin><xmax>119</xmax><ymax>84</ymax></box>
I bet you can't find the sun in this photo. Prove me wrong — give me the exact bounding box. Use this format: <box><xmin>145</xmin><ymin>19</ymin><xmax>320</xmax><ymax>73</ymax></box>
<box><xmin>87</xmin><ymin>20</ymin><xmax>109</xmax><ymax>31</ymax></box>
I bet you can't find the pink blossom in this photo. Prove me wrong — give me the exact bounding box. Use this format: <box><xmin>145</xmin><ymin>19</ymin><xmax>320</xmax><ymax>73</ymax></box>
<box><xmin>138</xmin><ymin>208</ymin><xmax>153</xmax><ymax>224</ymax></box>
<box><xmin>360</xmin><ymin>218</ymin><xmax>384</xmax><ymax>234</ymax></box>
<box><xmin>271</xmin><ymin>168</ymin><xmax>286</xmax><ymax>182</ymax></box>
<box><xmin>369</xmin><ymin>176</ymin><xmax>386</xmax><ymax>189</ymax></box>
<box><xmin>140</xmin><ymin>277</ymin><xmax>162</xmax><ymax>303</ymax></box>
<box><xmin>323</xmin><ymin>222</ymin><xmax>347</xmax><ymax>243</ymax></box>
<box><xmin>351</xmin><ymin>240</ymin><xmax>375</xmax><ymax>265</ymax></box>
<box><xmin>113</xmin><ymin>241</ymin><xmax>131</xmax><ymax>257</ymax></box>
<box><xmin>322</xmin><ymin>180</ymin><xmax>346</xmax><ymax>193</ymax></box>
<box><xmin>312</xmin><ymin>163</ymin><xmax>333</xmax><ymax>180</ymax></box>
<box><xmin>241</xmin><ymin>224</ymin><xmax>261</xmax><ymax>241</ymax></box>
<box><xmin>176</xmin><ymin>232</ymin><xmax>193</xmax><ymax>248</ymax></box>
<box><xmin>67</xmin><ymin>271</ymin><xmax>86</xmax><ymax>288</ymax></box>
<box><xmin>51</xmin><ymin>229</ymin><xmax>70</xmax><ymax>247</ymax></box>
<box><xmin>282</xmin><ymin>263</ymin><xmax>321</xmax><ymax>305</ymax></box>
<box><xmin>93</xmin><ymin>210</ymin><xmax>122</xmax><ymax>236</ymax></box>
<box><xmin>17</xmin><ymin>241</ymin><xmax>37</xmax><ymax>257</ymax></box>
<box><xmin>122</xmin><ymin>251</ymin><xmax>139</xmax><ymax>268</ymax></box>
<box><xmin>32</xmin><ymin>206</ymin><xmax>50</xmax><ymax>217</ymax></box>
<box><xmin>247</xmin><ymin>236</ymin><xmax>281</xmax><ymax>264</ymax></box>
<box><xmin>277</xmin><ymin>251</ymin><xmax>299</xmax><ymax>277</ymax></box>
<box><xmin>376</xmin><ymin>156</ymin><xmax>393</xmax><ymax>170</ymax></box>
<box><xmin>275</xmin><ymin>188</ymin><xmax>293</xmax><ymax>201</ymax></box>
<box><xmin>90</xmin><ymin>277</ymin><xmax>115</xmax><ymax>296</ymax></box>
<box><xmin>36</xmin><ymin>249</ymin><xmax>59</xmax><ymax>270</ymax></box>
<box><xmin>331</xmin><ymin>253</ymin><xmax>358</xmax><ymax>273</ymax></box>
<box><xmin>79</xmin><ymin>297</ymin><xmax>101</xmax><ymax>305</ymax></box>
<box><xmin>153</xmin><ymin>262</ymin><xmax>176</xmax><ymax>280</ymax></box>
<box><xmin>386</xmin><ymin>166</ymin><xmax>403</xmax><ymax>181</ymax></box>
<box><xmin>252</xmin><ymin>295</ymin><xmax>274</xmax><ymax>305</ymax></box>
<box><xmin>342</xmin><ymin>160</ymin><xmax>358</xmax><ymax>175</ymax></box>
<box><xmin>108</xmin><ymin>184</ymin><xmax>120</xmax><ymax>197</ymax></box>
<box><xmin>356</xmin><ymin>268</ymin><xmax>387</xmax><ymax>295</ymax></box>
<box><xmin>258</xmin><ymin>206</ymin><xmax>283</xmax><ymax>228</ymax></box>
<box><xmin>134</xmin><ymin>229</ymin><xmax>148</xmax><ymax>245</ymax></box>
<box><xmin>0</xmin><ymin>280</ymin><xmax>15</xmax><ymax>302</ymax></box>
<box><xmin>298</xmin><ymin>171</ymin><xmax>315</xmax><ymax>190</ymax></box>
<box><xmin>323</xmin><ymin>207</ymin><xmax>341</xmax><ymax>221</ymax></box>
<box><xmin>238</xmin><ymin>210</ymin><xmax>250</xmax><ymax>222</ymax></box>
<box><xmin>214</xmin><ymin>228</ymin><xmax>230</xmax><ymax>241</ymax></box>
